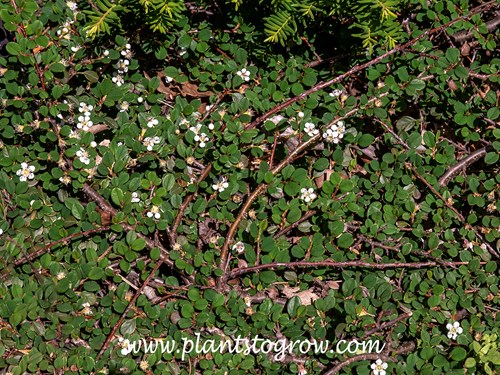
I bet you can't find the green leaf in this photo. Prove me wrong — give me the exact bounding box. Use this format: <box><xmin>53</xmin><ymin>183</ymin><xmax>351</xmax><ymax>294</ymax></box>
<box><xmin>450</xmin><ymin>347</ymin><xmax>467</xmax><ymax>361</ymax></box>
<box><xmin>287</xmin><ymin>296</ymin><xmax>301</xmax><ymax>318</ymax></box>
<box><xmin>337</xmin><ymin>233</ymin><xmax>353</xmax><ymax>248</ymax></box>
<box><xmin>131</xmin><ymin>238</ymin><xmax>146</xmax><ymax>251</ymax></box>
<box><xmin>88</xmin><ymin>267</ymin><xmax>104</xmax><ymax>280</ymax></box>
<box><xmin>111</xmin><ymin>187</ymin><xmax>124</xmax><ymax>206</ymax></box>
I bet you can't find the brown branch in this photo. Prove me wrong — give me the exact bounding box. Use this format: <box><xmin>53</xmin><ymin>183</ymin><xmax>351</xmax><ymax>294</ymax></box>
<box><xmin>9</xmin><ymin>226</ymin><xmax>110</xmax><ymax>270</ymax></box>
<box><xmin>274</xmin><ymin>210</ymin><xmax>316</xmax><ymax>239</ymax></box>
<box><xmin>438</xmin><ymin>146</ymin><xmax>493</xmax><ymax>187</ymax></box>
<box><xmin>81</xmin><ymin>183</ymin><xmax>197</xmax><ymax>280</ymax></box>
<box><xmin>406</xmin><ymin>164</ymin><xmax>499</xmax><ymax>258</ymax></box>
<box><xmin>363</xmin><ymin>312</ymin><xmax>412</xmax><ymax>338</ymax></box>
<box><xmin>225</xmin><ymin>260</ymin><xmax>479</xmax><ymax>280</ymax></box>
<box><xmin>217</xmin><ymin>96</ymin><xmax>388</xmax><ymax>288</ymax></box>
<box><xmin>372</xmin><ymin>118</ymin><xmax>411</xmax><ymax>150</ymax></box>
<box><xmin>170</xmin><ymin>164</ymin><xmax>212</xmax><ymax>243</ymax></box>
<box><xmin>97</xmin><ymin>259</ymin><xmax>164</xmax><ymax>359</ymax></box>
<box><xmin>406</xmin><ymin>163</ymin><xmax>465</xmax><ymax>221</ymax></box>
<box><xmin>451</xmin><ymin>14</ymin><xmax>500</xmax><ymax>43</ymax></box>
<box><xmin>245</xmin><ymin>1</ymin><xmax>497</xmax><ymax>130</ymax></box>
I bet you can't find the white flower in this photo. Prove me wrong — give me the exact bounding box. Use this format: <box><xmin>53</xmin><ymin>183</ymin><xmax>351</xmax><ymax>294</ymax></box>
<box><xmin>76</xmin><ymin>115</ymin><xmax>93</xmax><ymax>131</ymax></box>
<box><xmin>118</xmin><ymin>101</ymin><xmax>129</xmax><ymax>112</ymax></box>
<box><xmin>70</xmin><ymin>44</ymin><xmax>81</xmax><ymax>53</ymax></box>
<box><xmin>329</xmin><ymin>89</ymin><xmax>343</xmax><ymax>97</ymax></box>
<box><xmin>137</xmin><ymin>96</ymin><xmax>144</xmax><ymax>103</ymax></box>
<box><xmin>322</xmin><ymin>122</ymin><xmax>345</xmax><ymax>144</ymax></box>
<box><xmin>56</xmin><ymin>272</ymin><xmax>66</xmax><ymax>280</ymax></box>
<box><xmin>208</xmin><ymin>123</ymin><xmax>215</xmax><ymax>130</ymax></box>
<box><xmin>79</xmin><ymin>102</ymin><xmax>93</xmax><ymax>117</ymax></box>
<box><xmin>116</xmin><ymin>59</ymin><xmax>129</xmax><ymax>74</ymax></box>
<box><xmin>118</xmin><ymin>337</ymin><xmax>132</xmax><ymax>355</ymax></box>
<box><xmin>147</xmin><ymin>117</ymin><xmax>159</xmax><ymax>128</ymax></box>
<box><xmin>90</xmin><ymin>141</ymin><xmax>97</xmax><ymax>148</ymax></box>
<box><xmin>236</xmin><ymin>68</ymin><xmax>251</xmax><ymax>82</ymax></box>
<box><xmin>194</xmin><ymin>132</ymin><xmax>209</xmax><ymax>148</ymax></box>
<box><xmin>446</xmin><ymin>321</ymin><xmax>463</xmax><ymax>340</ymax></box>
<box><xmin>0</xmin><ymin>228</ymin><xmax>3</xmax><ymax>236</ymax></box>
<box><xmin>300</xmin><ymin>188</ymin><xmax>317</xmax><ymax>203</ymax></box>
<box><xmin>189</xmin><ymin>123</ymin><xmax>202</xmax><ymax>135</ymax></box>
<box><xmin>298</xmin><ymin>111</ymin><xmax>305</xmax><ymax>118</ymax></box>
<box><xmin>59</xmin><ymin>175</ymin><xmax>72</xmax><ymax>185</ymax></box>
<box><xmin>147</xmin><ymin>205</ymin><xmax>162</xmax><ymax>220</ymax></box>
<box><xmin>16</xmin><ymin>163</ymin><xmax>36</xmax><ymax>181</ymax></box>
<box><xmin>206</xmin><ymin>104</ymin><xmax>213</xmax><ymax>112</ymax></box>
<box><xmin>131</xmin><ymin>192</ymin><xmax>140</xmax><ymax>203</ymax></box>
<box><xmin>370</xmin><ymin>359</ymin><xmax>388</xmax><ymax>375</ymax></box>
<box><xmin>142</xmin><ymin>136</ymin><xmax>161</xmax><ymax>151</ymax></box>
<box><xmin>232</xmin><ymin>242</ymin><xmax>245</xmax><ymax>254</ymax></box>
<box><xmin>334</xmin><ymin>121</ymin><xmax>346</xmax><ymax>134</ymax></box>
<box><xmin>103</xmin><ymin>50</ymin><xmax>109</xmax><ymax>57</ymax></box>
<box><xmin>120</xmin><ymin>44</ymin><xmax>133</xmax><ymax>59</ymax></box>
<box><xmin>81</xmin><ymin>302</ymin><xmax>92</xmax><ymax>315</ymax></box>
<box><xmin>212</xmin><ymin>177</ymin><xmax>229</xmax><ymax>193</ymax></box>
<box><xmin>165</xmin><ymin>76</ymin><xmax>174</xmax><ymax>83</ymax></box>
<box><xmin>139</xmin><ymin>361</ymin><xmax>149</xmax><ymax>371</ymax></box>
<box><xmin>66</xmin><ymin>1</ymin><xmax>78</xmax><ymax>11</ymax></box>
<box><xmin>68</xmin><ymin>129</ymin><xmax>80</xmax><ymax>139</ymax></box>
<box><xmin>112</xmin><ymin>73</ymin><xmax>124</xmax><ymax>86</ymax></box>
<box><xmin>304</xmin><ymin>122</ymin><xmax>319</xmax><ymax>137</ymax></box>
<box><xmin>76</xmin><ymin>148</ymin><xmax>90</xmax><ymax>165</ymax></box>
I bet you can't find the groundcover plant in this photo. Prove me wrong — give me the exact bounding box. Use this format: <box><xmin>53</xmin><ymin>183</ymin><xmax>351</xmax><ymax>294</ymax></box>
<box><xmin>0</xmin><ymin>0</ymin><xmax>499</xmax><ymax>374</ymax></box>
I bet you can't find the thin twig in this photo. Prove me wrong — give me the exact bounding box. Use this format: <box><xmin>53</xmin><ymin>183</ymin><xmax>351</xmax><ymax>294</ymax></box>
<box><xmin>171</xmin><ymin>164</ymin><xmax>212</xmax><ymax>243</ymax></box>
<box><xmin>225</xmin><ymin>260</ymin><xmax>480</xmax><ymax>279</ymax></box>
<box><xmin>406</xmin><ymin>164</ymin><xmax>499</xmax><ymax>258</ymax></box>
<box><xmin>96</xmin><ymin>259</ymin><xmax>164</xmax><ymax>359</ymax></box>
<box><xmin>274</xmin><ymin>210</ymin><xmax>316</xmax><ymax>238</ymax></box>
<box><xmin>438</xmin><ymin>146</ymin><xmax>493</xmax><ymax>186</ymax></box>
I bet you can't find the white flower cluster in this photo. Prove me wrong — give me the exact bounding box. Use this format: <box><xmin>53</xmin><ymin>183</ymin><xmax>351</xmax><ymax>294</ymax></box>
<box><xmin>119</xmin><ymin>101</ymin><xmax>129</xmax><ymax>113</ymax></box>
<box><xmin>112</xmin><ymin>72</ymin><xmax>124</xmax><ymax>87</ymax></box>
<box><xmin>213</xmin><ymin>177</ymin><xmax>229</xmax><ymax>193</ymax></box>
<box><xmin>118</xmin><ymin>337</ymin><xmax>132</xmax><ymax>355</ymax></box>
<box><xmin>447</xmin><ymin>321</ymin><xmax>463</xmax><ymax>340</ymax></box>
<box><xmin>370</xmin><ymin>359</ymin><xmax>388</xmax><ymax>375</ymax></box>
<box><xmin>304</xmin><ymin>122</ymin><xmax>319</xmax><ymax>137</ymax></box>
<box><xmin>131</xmin><ymin>192</ymin><xmax>141</xmax><ymax>203</ymax></box>
<box><xmin>195</xmin><ymin>133</ymin><xmax>209</xmax><ymax>148</ymax></box>
<box><xmin>322</xmin><ymin>121</ymin><xmax>345</xmax><ymax>144</ymax></box>
<box><xmin>16</xmin><ymin>162</ymin><xmax>35</xmax><ymax>182</ymax></box>
<box><xmin>57</xmin><ymin>20</ymin><xmax>73</xmax><ymax>40</ymax></box>
<box><xmin>116</xmin><ymin>59</ymin><xmax>129</xmax><ymax>74</ymax></box>
<box><xmin>121</xmin><ymin>43</ymin><xmax>133</xmax><ymax>59</ymax></box>
<box><xmin>236</xmin><ymin>68</ymin><xmax>251</xmax><ymax>82</ymax></box>
<box><xmin>329</xmin><ymin>89</ymin><xmax>343</xmax><ymax>97</ymax></box>
<box><xmin>300</xmin><ymin>188</ymin><xmax>317</xmax><ymax>203</ymax></box>
<box><xmin>147</xmin><ymin>205</ymin><xmax>162</xmax><ymax>219</ymax></box>
<box><xmin>66</xmin><ymin>1</ymin><xmax>78</xmax><ymax>12</ymax></box>
<box><xmin>76</xmin><ymin>148</ymin><xmax>90</xmax><ymax>165</ymax></box>
<box><xmin>189</xmin><ymin>123</ymin><xmax>213</xmax><ymax>148</ymax></box>
<box><xmin>76</xmin><ymin>102</ymin><xmax>94</xmax><ymax>131</ymax></box>
<box><xmin>147</xmin><ymin>117</ymin><xmax>159</xmax><ymax>128</ymax></box>
<box><xmin>143</xmin><ymin>136</ymin><xmax>161</xmax><ymax>151</ymax></box>
<box><xmin>232</xmin><ymin>242</ymin><xmax>245</xmax><ymax>254</ymax></box>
